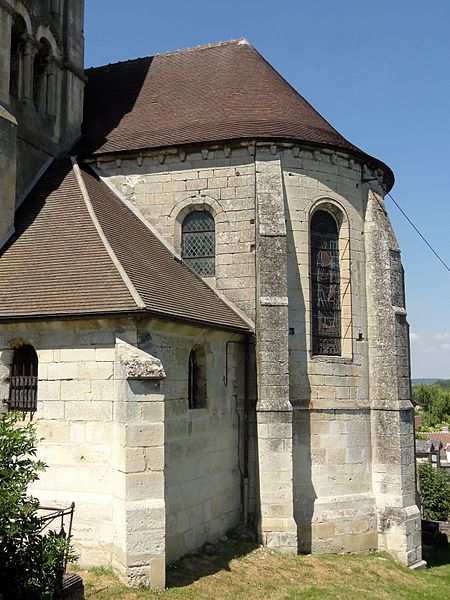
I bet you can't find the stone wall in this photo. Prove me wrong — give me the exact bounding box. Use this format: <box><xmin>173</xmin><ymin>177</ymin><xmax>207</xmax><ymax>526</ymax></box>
<box><xmin>96</xmin><ymin>147</ymin><xmax>257</xmax><ymax>321</ymax></box>
<box><xmin>95</xmin><ymin>142</ymin><xmax>420</xmax><ymax>562</ymax></box>
<box><xmin>136</xmin><ymin>320</ymin><xmax>245</xmax><ymax>564</ymax></box>
<box><xmin>0</xmin><ymin>315</ymin><xmax>245</xmax><ymax>587</ymax></box>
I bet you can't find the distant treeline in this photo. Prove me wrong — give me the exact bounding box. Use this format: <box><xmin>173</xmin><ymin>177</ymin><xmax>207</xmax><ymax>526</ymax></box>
<box><xmin>413</xmin><ymin>380</ymin><xmax>450</xmax><ymax>430</ymax></box>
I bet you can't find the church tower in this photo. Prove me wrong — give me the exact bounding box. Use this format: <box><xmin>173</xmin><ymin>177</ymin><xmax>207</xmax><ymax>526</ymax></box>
<box><xmin>0</xmin><ymin>0</ymin><xmax>85</xmax><ymax>245</ymax></box>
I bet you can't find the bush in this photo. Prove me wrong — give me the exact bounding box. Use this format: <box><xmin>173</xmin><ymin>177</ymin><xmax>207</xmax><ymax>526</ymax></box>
<box><xmin>418</xmin><ymin>462</ymin><xmax>450</xmax><ymax>522</ymax></box>
<box><xmin>0</xmin><ymin>412</ymin><xmax>75</xmax><ymax>600</ymax></box>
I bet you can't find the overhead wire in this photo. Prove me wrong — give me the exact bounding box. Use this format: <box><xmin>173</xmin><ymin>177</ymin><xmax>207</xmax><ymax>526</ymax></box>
<box><xmin>385</xmin><ymin>191</ymin><xmax>450</xmax><ymax>274</ymax></box>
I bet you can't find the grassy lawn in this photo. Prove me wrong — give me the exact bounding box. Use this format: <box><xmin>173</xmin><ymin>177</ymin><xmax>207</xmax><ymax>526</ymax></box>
<box><xmin>76</xmin><ymin>539</ymin><xmax>450</xmax><ymax>600</ymax></box>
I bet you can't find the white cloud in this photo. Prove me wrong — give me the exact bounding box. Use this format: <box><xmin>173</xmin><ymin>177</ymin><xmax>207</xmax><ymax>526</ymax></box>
<box><xmin>441</xmin><ymin>343</ymin><xmax>450</xmax><ymax>350</ymax></box>
<box><xmin>410</xmin><ymin>332</ymin><xmax>420</xmax><ymax>342</ymax></box>
<box><xmin>433</xmin><ymin>333</ymin><xmax>450</xmax><ymax>340</ymax></box>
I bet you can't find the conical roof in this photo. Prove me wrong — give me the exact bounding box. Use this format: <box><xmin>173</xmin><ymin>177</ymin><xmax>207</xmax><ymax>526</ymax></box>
<box><xmin>80</xmin><ymin>39</ymin><xmax>393</xmax><ymax>187</ymax></box>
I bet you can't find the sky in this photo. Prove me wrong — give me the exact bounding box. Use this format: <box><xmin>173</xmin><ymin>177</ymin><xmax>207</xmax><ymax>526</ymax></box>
<box><xmin>84</xmin><ymin>0</ymin><xmax>450</xmax><ymax>378</ymax></box>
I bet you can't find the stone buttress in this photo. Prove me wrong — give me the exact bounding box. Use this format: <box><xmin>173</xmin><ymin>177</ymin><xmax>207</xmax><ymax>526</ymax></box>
<box><xmin>254</xmin><ymin>148</ymin><xmax>297</xmax><ymax>552</ymax></box>
<box><xmin>365</xmin><ymin>188</ymin><xmax>423</xmax><ymax>568</ymax></box>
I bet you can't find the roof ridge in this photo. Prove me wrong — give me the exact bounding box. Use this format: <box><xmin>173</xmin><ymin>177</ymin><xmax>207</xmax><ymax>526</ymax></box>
<box><xmin>70</xmin><ymin>157</ymin><xmax>146</xmax><ymax>310</ymax></box>
<box><xmin>85</xmin><ymin>39</ymin><xmax>248</xmax><ymax>71</ymax></box>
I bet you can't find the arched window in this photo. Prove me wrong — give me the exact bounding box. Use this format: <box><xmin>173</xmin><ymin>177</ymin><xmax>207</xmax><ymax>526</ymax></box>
<box><xmin>182</xmin><ymin>211</ymin><xmax>215</xmax><ymax>276</ymax></box>
<box><xmin>311</xmin><ymin>210</ymin><xmax>341</xmax><ymax>356</ymax></box>
<box><xmin>188</xmin><ymin>346</ymin><xmax>207</xmax><ymax>409</ymax></box>
<box><xmin>9</xmin><ymin>15</ymin><xmax>27</xmax><ymax>99</ymax></box>
<box><xmin>8</xmin><ymin>345</ymin><xmax>38</xmax><ymax>413</ymax></box>
<box><xmin>33</xmin><ymin>38</ymin><xmax>52</xmax><ymax>112</ymax></box>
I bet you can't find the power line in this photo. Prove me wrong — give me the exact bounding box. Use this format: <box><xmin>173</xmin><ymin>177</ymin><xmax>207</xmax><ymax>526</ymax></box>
<box><xmin>386</xmin><ymin>191</ymin><xmax>450</xmax><ymax>274</ymax></box>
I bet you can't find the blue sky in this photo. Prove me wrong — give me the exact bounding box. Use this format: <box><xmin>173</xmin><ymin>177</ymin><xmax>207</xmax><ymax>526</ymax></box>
<box><xmin>85</xmin><ymin>1</ymin><xmax>450</xmax><ymax>378</ymax></box>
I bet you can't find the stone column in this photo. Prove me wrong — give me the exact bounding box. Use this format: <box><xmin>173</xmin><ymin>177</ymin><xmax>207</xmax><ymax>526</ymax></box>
<box><xmin>21</xmin><ymin>38</ymin><xmax>36</xmax><ymax>105</ymax></box>
<box><xmin>113</xmin><ymin>339</ymin><xmax>167</xmax><ymax>589</ymax></box>
<box><xmin>254</xmin><ymin>148</ymin><xmax>297</xmax><ymax>553</ymax></box>
<box><xmin>46</xmin><ymin>59</ymin><xmax>58</xmax><ymax>117</ymax></box>
<box><xmin>364</xmin><ymin>188</ymin><xmax>423</xmax><ymax>568</ymax></box>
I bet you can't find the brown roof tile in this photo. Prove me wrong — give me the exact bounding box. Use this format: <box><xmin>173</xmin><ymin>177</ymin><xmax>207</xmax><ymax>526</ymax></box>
<box><xmin>80</xmin><ymin>40</ymin><xmax>393</xmax><ymax>187</ymax></box>
<box><xmin>0</xmin><ymin>160</ymin><xmax>250</xmax><ymax>331</ymax></box>
<box><xmin>79</xmin><ymin>164</ymin><xmax>250</xmax><ymax>330</ymax></box>
<box><xmin>0</xmin><ymin>161</ymin><xmax>137</xmax><ymax>318</ymax></box>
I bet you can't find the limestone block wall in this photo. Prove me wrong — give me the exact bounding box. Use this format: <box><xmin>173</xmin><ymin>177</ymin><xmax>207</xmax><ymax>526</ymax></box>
<box><xmin>281</xmin><ymin>148</ymin><xmax>378</xmax><ymax>552</ymax></box>
<box><xmin>136</xmin><ymin>320</ymin><xmax>245</xmax><ymax>564</ymax></box>
<box><xmin>0</xmin><ymin>316</ymin><xmax>247</xmax><ymax>585</ymax></box>
<box><xmin>95</xmin><ymin>143</ymin><xmax>414</xmax><ymax>558</ymax></box>
<box><xmin>0</xmin><ymin>319</ymin><xmax>137</xmax><ymax>566</ymax></box>
<box><xmin>96</xmin><ymin>147</ymin><xmax>257</xmax><ymax>321</ymax></box>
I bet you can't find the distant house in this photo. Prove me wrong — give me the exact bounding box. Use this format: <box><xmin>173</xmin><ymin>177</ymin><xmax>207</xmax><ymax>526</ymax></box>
<box><xmin>421</xmin><ymin>432</ymin><xmax>450</xmax><ymax>465</ymax></box>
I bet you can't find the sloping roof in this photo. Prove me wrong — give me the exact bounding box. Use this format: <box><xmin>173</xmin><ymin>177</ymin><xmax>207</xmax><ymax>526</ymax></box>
<box><xmin>80</xmin><ymin>40</ymin><xmax>393</xmax><ymax>187</ymax></box>
<box><xmin>0</xmin><ymin>160</ymin><xmax>250</xmax><ymax>331</ymax></box>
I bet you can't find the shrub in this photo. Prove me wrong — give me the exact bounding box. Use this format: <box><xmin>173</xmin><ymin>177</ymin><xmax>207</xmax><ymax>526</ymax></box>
<box><xmin>418</xmin><ymin>462</ymin><xmax>450</xmax><ymax>522</ymax></box>
<box><xmin>0</xmin><ymin>412</ymin><xmax>75</xmax><ymax>600</ymax></box>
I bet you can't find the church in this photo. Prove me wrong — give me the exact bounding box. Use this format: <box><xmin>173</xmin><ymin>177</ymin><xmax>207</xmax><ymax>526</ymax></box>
<box><xmin>0</xmin><ymin>0</ymin><xmax>424</xmax><ymax>589</ymax></box>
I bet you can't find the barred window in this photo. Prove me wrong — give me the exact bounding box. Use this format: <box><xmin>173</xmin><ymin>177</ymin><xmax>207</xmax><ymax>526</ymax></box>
<box><xmin>8</xmin><ymin>345</ymin><xmax>38</xmax><ymax>413</ymax></box>
<box><xmin>311</xmin><ymin>210</ymin><xmax>341</xmax><ymax>356</ymax></box>
<box><xmin>182</xmin><ymin>211</ymin><xmax>215</xmax><ymax>277</ymax></box>
<box><xmin>188</xmin><ymin>346</ymin><xmax>207</xmax><ymax>409</ymax></box>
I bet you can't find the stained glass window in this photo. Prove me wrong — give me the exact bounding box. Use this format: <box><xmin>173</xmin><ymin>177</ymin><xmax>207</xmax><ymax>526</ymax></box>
<box><xmin>311</xmin><ymin>210</ymin><xmax>341</xmax><ymax>356</ymax></box>
<box><xmin>182</xmin><ymin>211</ymin><xmax>215</xmax><ymax>276</ymax></box>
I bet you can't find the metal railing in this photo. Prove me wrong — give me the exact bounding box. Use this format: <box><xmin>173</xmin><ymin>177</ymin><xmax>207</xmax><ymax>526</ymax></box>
<box><xmin>38</xmin><ymin>502</ymin><xmax>76</xmax><ymax>573</ymax></box>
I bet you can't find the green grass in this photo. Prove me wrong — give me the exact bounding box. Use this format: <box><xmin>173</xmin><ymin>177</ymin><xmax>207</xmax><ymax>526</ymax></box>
<box><xmin>74</xmin><ymin>540</ymin><xmax>450</xmax><ymax>600</ymax></box>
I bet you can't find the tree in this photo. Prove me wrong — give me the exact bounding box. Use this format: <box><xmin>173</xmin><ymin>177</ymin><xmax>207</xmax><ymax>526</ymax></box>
<box><xmin>418</xmin><ymin>462</ymin><xmax>450</xmax><ymax>522</ymax></box>
<box><xmin>0</xmin><ymin>412</ymin><xmax>75</xmax><ymax>600</ymax></box>
<box><xmin>414</xmin><ymin>382</ymin><xmax>450</xmax><ymax>430</ymax></box>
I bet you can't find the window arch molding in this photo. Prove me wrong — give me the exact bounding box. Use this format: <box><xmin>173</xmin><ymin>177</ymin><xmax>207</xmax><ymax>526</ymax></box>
<box><xmin>34</xmin><ymin>25</ymin><xmax>59</xmax><ymax>59</ymax></box>
<box><xmin>308</xmin><ymin>198</ymin><xmax>352</xmax><ymax>358</ymax></box>
<box><xmin>11</xmin><ymin>3</ymin><xmax>33</xmax><ymax>36</ymax></box>
<box><xmin>172</xmin><ymin>196</ymin><xmax>225</xmax><ymax>244</ymax></box>
<box><xmin>173</xmin><ymin>197</ymin><xmax>225</xmax><ymax>276</ymax></box>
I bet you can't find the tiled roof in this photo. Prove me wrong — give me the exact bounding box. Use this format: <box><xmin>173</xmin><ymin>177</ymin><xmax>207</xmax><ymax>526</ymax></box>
<box><xmin>0</xmin><ymin>160</ymin><xmax>250</xmax><ymax>332</ymax></box>
<box><xmin>80</xmin><ymin>40</ymin><xmax>393</xmax><ymax>188</ymax></box>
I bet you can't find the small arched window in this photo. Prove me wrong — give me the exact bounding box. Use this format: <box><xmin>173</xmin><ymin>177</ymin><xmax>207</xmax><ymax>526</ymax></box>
<box><xmin>182</xmin><ymin>211</ymin><xmax>215</xmax><ymax>276</ymax></box>
<box><xmin>8</xmin><ymin>345</ymin><xmax>38</xmax><ymax>413</ymax></box>
<box><xmin>188</xmin><ymin>346</ymin><xmax>207</xmax><ymax>409</ymax></box>
<box><xmin>33</xmin><ymin>38</ymin><xmax>52</xmax><ymax>112</ymax></box>
<box><xmin>311</xmin><ymin>210</ymin><xmax>341</xmax><ymax>356</ymax></box>
<box><xmin>9</xmin><ymin>15</ymin><xmax>27</xmax><ymax>99</ymax></box>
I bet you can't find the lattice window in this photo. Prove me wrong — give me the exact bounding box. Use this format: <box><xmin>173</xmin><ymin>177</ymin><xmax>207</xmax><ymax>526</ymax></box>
<box><xmin>311</xmin><ymin>210</ymin><xmax>341</xmax><ymax>356</ymax></box>
<box><xmin>182</xmin><ymin>211</ymin><xmax>215</xmax><ymax>276</ymax></box>
<box><xmin>8</xmin><ymin>345</ymin><xmax>38</xmax><ymax>413</ymax></box>
<box><xmin>188</xmin><ymin>347</ymin><xmax>207</xmax><ymax>409</ymax></box>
